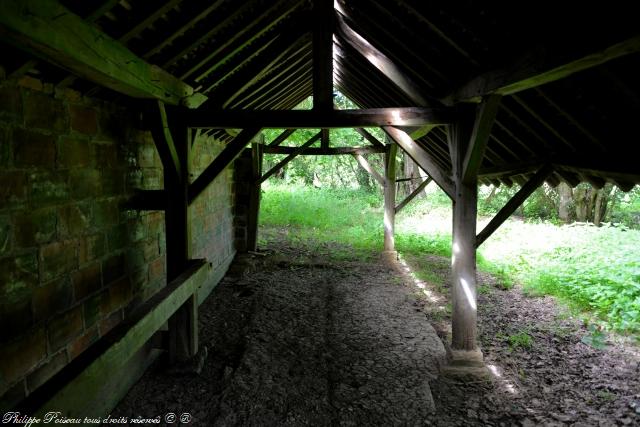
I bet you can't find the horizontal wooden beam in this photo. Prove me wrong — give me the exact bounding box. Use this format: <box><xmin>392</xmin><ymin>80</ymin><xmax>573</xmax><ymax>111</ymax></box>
<box><xmin>476</xmin><ymin>164</ymin><xmax>553</xmax><ymax>247</ymax></box>
<box><xmin>445</xmin><ymin>35</ymin><xmax>640</xmax><ymax>104</ymax></box>
<box><xmin>478</xmin><ymin>162</ymin><xmax>544</xmax><ymax>179</ymax></box>
<box><xmin>352</xmin><ymin>153</ymin><xmax>384</xmax><ymax>186</ymax></box>
<box><xmin>383</xmin><ymin>126</ymin><xmax>455</xmax><ymax>199</ymax></box>
<box><xmin>189</xmin><ymin>128</ymin><xmax>262</xmax><ymax>203</ymax></box>
<box><xmin>263</xmin><ymin>145</ymin><xmax>386</xmax><ymax>155</ymax></box>
<box><xmin>259</xmin><ymin>132</ymin><xmax>321</xmax><ymax>183</ymax></box>
<box><xmin>0</xmin><ymin>0</ymin><xmax>203</xmax><ymax>107</ymax></box>
<box><xmin>395</xmin><ymin>177</ymin><xmax>432</xmax><ymax>214</ymax></box>
<box><xmin>180</xmin><ymin>107</ymin><xmax>457</xmax><ymax>129</ymax></box>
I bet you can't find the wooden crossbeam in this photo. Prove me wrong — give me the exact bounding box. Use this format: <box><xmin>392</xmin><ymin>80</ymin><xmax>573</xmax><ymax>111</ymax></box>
<box><xmin>181</xmin><ymin>107</ymin><xmax>456</xmax><ymax>129</ymax></box>
<box><xmin>445</xmin><ymin>35</ymin><xmax>640</xmax><ymax>104</ymax></box>
<box><xmin>476</xmin><ymin>164</ymin><xmax>553</xmax><ymax>248</ymax></box>
<box><xmin>259</xmin><ymin>132</ymin><xmax>321</xmax><ymax>184</ymax></box>
<box><xmin>355</xmin><ymin>128</ymin><xmax>384</xmax><ymax>147</ymax></box>
<box><xmin>268</xmin><ymin>129</ymin><xmax>296</xmax><ymax>147</ymax></box>
<box><xmin>148</xmin><ymin>101</ymin><xmax>182</xmax><ymax>180</ymax></box>
<box><xmin>263</xmin><ymin>145</ymin><xmax>386</xmax><ymax>155</ymax></box>
<box><xmin>0</xmin><ymin>0</ymin><xmax>202</xmax><ymax>107</ymax></box>
<box><xmin>313</xmin><ymin>0</ymin><xmax>334</xmax><ymax>110</ymax></box>
<box><xmin>382</xmin><ymin>126</ymin><xmax>455</xmax><ymax>199</ymax></box>
<box><xmin>395</xmin><ymin>177</ymin><xmax>432</xmax><ymax>214</ymax></box>
<box><xmin>189</xmin><ymin>128</ymin><xmax>262</xmax><ymax>203</ymax></box>
<box><xmin>321</xmin><ymin>129</ymin><xmax>330</xmax><ymax>149</ymax></box>
<box><xmin>462</xmin><ymin>95</ymin><xmax>502</xmax><ymax>184</ymax></box>
<box><xmin>352</xmin><ymin>153</ymin><xmax>384</xmax><ymax>186</ymax></box>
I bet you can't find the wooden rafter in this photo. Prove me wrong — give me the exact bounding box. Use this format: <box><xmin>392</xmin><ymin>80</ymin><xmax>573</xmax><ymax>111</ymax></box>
<box><xmin>313</xmin><ymin>0</ymin><xmax>334</xmax><ymax>110</ymax></box>
<box><xmin>268</xmin><ymin>129</ymin><xmax>297</xmax><ymax>147</ymax></box>
<box><xmin>263</xmin><ymin>145</ymin><xmax>386</xmax><ymax>155</ymax></box>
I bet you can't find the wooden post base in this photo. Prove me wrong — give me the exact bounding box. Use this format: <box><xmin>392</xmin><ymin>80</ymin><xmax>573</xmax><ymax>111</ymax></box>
<box><xmin>381</xmin><ymin>250</ymin><xmax>398</xmax><ymax>263</ymax></box>
<box><xmin>440</xmin><ymin>349</ymin><xmax>491</xmax><ymax>381</ymax></box>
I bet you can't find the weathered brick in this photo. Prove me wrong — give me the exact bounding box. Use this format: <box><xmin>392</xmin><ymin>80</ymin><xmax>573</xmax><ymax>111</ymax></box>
<box><xmin>68</xmin><ymin>326</ymin><xmax>99</xmax><ymax>360</ymax></box>
<box><xmin>99</xmin><ymin>309</ymin><xmax>123</xmax><ymax>336</ymax></box>
<box><xmin>27</xmin><ymin>170</ymin><xmax>69</xmax><ymax>203</ymax></box>
<box><xmin>40</xmin><ymin>240</ymin><xmax>78</xmax><ymax>282</ymax></box>
<box><xmin>129</xmin><ymin>266</ymin><xmax>148</xmax><ymax>296</ymax></box>
<box><xmin>148</xmin><ymin>256</ymin><xmax>165</xmax><ymax>285</ymax></box>
<box><xmin>14</xmin><ymin>207</ymin><xmax>57</xmax><ymax>247</ymax></box>
<box><xmin>0</xmin><ymin>171</ymin><xmax>27</xmax><ymax>206</ymax></box>
<box><xmin>69</xmin><ymin>105</ymin><xmax>97</xmax><ymax>135</ymax></box>
<box><xmin>141</xmin><ymin>167</ymin><xmax>162</xmax><ymax>189</ymax></box>
<box><xmin>0</xmin><ymin>85</ymin><xmax>22</xmax><ymax>119</ymax></box>
<box><xmin>94</xmin><ymin>142</ymin><xmax>119</xmax><ymax>168</ymax></box>
<box><xmin>69</xmin><ymin>168</ymin><xmax>101</xmax><ymax>200</ymax></box>
<box><xmin>102</xmin><ymin>252</ymin><xmax>126</xmax><ymax>285</ymax></box>
<box><xmin>32</xmin><ymin>277</ymin><xmax>73</xmax><ymax>323</ymax></box>
<box><xmin>58</xmin><ymin>136</ymin><xmax>92</xmax><ymax>168</ymax></box>
<box><xmin>83</xmin><ymin>291</ymin><xmax>104</xmax><ymax>329</ymax></box>
<box><xmin>92</xmin><ymin>199</ymin><xmax>119</xmax><ymax>229</ymax></box>
<box><xmin>0</xmin><ymin>214</ymin><xmax>11</xmax><ymax>255</ymax></box>
<box><xmin>104</xmin><ymin>276</ymin><xmax>132</xmax><ymax>312</ymax></box>
<box><xmin>106</xmin><ymin>223</ymin><xmax>128</xmax><ymax>252</ymax></box>
<box><xmin>47</xmin><ymin>306</ymin><xmax>83</xmax><ymax>352</ymax></box>
<box><xmin>58</xmin><ymin>203</ymin><xmax>92</xmax><ymax>238</ymax></box>
<box><xmin>26</xmin><ymin>350</ymin><xmax>68</xmax><ymax>392</ymax></box>
<box><xmin>24</xmin><ymin>91</ymin><xmax>68</xmax><ymax>133</ymax></box>
<box><xmin>101</xmin><ymin>168</ymin><xmax>125</xmax><ymax>196</ymax></box>
<box><xmin>0</xmin><ymin>254</ymin><xmax>38</xmax><ymax>340</ymax></box>
<box><xmin>13</xmin><ymin>128</ymin><xmax>56</xmax><ymax>168</ymax></box>
<box><xmin>138</xmin><ymin>143</ymin><xmax>157</xmax><ymax>168</ymax></box>
<box><xmin>73</xmin><ymin>262</ymin><xmax>101</xmax><ymax>300</ymax></box>
<box><xmin>79</xmin><ymin>233</ymin><xmax>105</xmax><ymax>265</ymax></box>
<box><xmin>0</xmin><ymin>327</ymin><xmax>46</xmax><ymax>385</ymax></box>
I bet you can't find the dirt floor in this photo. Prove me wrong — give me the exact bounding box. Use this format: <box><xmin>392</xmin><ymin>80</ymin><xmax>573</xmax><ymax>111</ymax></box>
<box><xmin>112</xmin><ymin>227</ymin><xmax>640</xmax><ymax>426</ymax></box>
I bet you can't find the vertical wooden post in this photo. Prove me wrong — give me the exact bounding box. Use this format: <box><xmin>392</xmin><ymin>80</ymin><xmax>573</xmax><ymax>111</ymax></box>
<box><xmin>246</xmin><ymin>136</ymin><xmax>263</xmax><ymax>252</ymax></box>
<box><xmin>383</xmin><ymin>143</ymin><xmax>398</xmax><ymax>255</ymax></box>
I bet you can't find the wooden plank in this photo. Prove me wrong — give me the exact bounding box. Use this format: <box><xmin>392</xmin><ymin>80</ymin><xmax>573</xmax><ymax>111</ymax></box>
<box><xmin>384</xmin><ymin>144</ymin><xmax>398</xmax><ymax>251</ymax></box>
<box><xmin>313</xmin><ymin>0</ymin><xmax>334</xmax><ymax>110</ymax></box>
<box><xmin>260</xmin><ymin>132</ymin><xmax>322</xmax><ymax>183</ymax></box>
<box><xmin>476</xmin><ymin>164</ymin><xmax>553</xmax><ymax>248</ymax></box>
<box><xmin>335</xmin><ymin>13</ymin><xmax>432</xmax><ymax>107</ymax></box>
<box><xmin>462</xmin><ymin>95</ymin><xmax>502</xmax><ymax>184</ymax></box>
<box><xmin>395</xmin><ymin>177</ymin><xmax>432</xmax><ymax>214</ymax></box>
<box><xmin>355</xmin><ymin>128</ymin><xmax>384</xmax><ymax>147</ymax></box>
<box><xmin>0</xmin><ymin>0</ymin><xmax>201</xmax><ymax>107</ymax></box>
<box><xmin>268</xmin><ymin>129</ymin><xmax>296</xmax><ymax>146</ymax></box>
<box><xmin>445</xmin><ymin>35</ymin><xmax>640</xmax><ymax>104</ymax></box>
<box><xmin>181</xmin><ymin>107</ymin><xmax>457</xmax><ymax>129</ymax></box>
<box><xmin>26</xmin><ymin>260</ymin><xmax>209</xmax><ymax>418</ymax></box>
<box><xmin>189</xmin><ymin>128</ymin><xmax>262</xmax><ymax>203</ymax></box>
<box><xmin>352</xmin><ymin>153</ymin><xmax>384</xmax><ymax>186</ymax></box>
<box><xmin>382</xmin><ymin>126</ymin><xmax>455</xmax><ymax>199</ymax></box>
<box><xmin>263</xmin><ymin>145</ymin><xmax>386</xmax><ymax>155</ymax></box>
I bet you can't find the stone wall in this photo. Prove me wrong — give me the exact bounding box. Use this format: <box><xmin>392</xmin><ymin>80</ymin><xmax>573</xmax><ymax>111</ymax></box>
<box><xmin>0</xmin><ymin>78</ymin><xmax>236</xmax><ymax>410</ymax></box>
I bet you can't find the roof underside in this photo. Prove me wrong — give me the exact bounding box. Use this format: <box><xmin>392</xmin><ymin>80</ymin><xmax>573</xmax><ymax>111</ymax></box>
<box><xmin>2</xmin><ymin>0</ymin><xmax>639</xmax><ymax>190</ymax></box>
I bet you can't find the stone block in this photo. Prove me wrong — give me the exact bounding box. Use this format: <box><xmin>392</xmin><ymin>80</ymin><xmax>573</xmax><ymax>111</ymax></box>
<box><xmin>40</xmin><ymin>240</ymin><xmax>78</xmax><ymax>282</ymax></box>
<box><xmin>58</xmin><ymin>203</ymin><xmax>92</xmax><ymax>238</ymax></box>
<box><xmin>83</xmin><ymin>292</ymin><xmax>104</xmax><ymax>329</ymax></box>
<box><xmin>0</xmin><ymin>327</ymin><xmax>46</xmax><ymax>385</ymax></box>
<box><xmin>98</xmin><ymin>111</ymin><xmax>129</xmax><ymax>141</ymax></box>
<box><xmin>58</xmin><ymin>136</ymin><xmax>92</xmax><ymax>168</ymax></box>
<box><xmin>33</xmin><ymin>277</ymin><xmax>73</xmax><ymax>323</ymax></box>
<box><xmin>92</xmin><ymin>199</ymin><xmax>119</xmax><ymax>229</ymax></box>
<box><xmin>79</xmin><ymin>233</ymin><xmax>105</xmax><ymax>265</ymax></box>
<box><xmin>138</xmin><ymin>143</ymin><xmax>157</xmax><ymax>168</ymax></box>
<box><xmin>0</xmin><ymin>86</ymin><xmax>22</xmax><ymax>120</ymax></box>
<box><xmin>24</xmin><ymin>91</ymin><xmax>68</xmax><ymax>133</ymax></box>
<box><xmin>104</xmin><ymin>276</ymin><xmax>132</xmax><ymax>312</ymax></box>
<box><xmin>69</xmin><ymin>168</ymin><xmax>101</xmax><ymax>200</ymax></box>
<box><xmin>26</xmin><ymin>350</ymin><xmax>68</xmax><ymax>392</ymax></box>
<box><xmin>69</xmin><ymin>105</ymin><xmax>97</xmax><ymax>135</ymax></box>
<box><xmin>47</xmin><ymin>306</ymin><xmax>83</xmax><ymax>352</ymax></box>
<box><xmin>94</xmin><ymin>142</ymin><xmax>118</xmax><ymax>169</ymax></box>
<box><xmin>101</xmin><ymin>169</ymin><xmax>125</xmax><ymax>196</ymax></box>
<box><xmin>13</xmin><ymin>128</ymin><xmax>56</xmax><ymax>168</ymax></box>
<box><xmin>0</xmin><ymin>171</ymin><xmax>27</xmax><ymax>207</ymax></box>
<box><xmin>106</xmin><ymin>223</ymin><xmax>128</xmax><ymax>252</ymax></box>
<box><xmin>102</xmin><ymin>252</ymin><xmax>126</xmax><ymax>285</ymax></box>
<box><xmin>68</xmin><ymin>326</ymin><xmax>99</xmax><ymax>360</ymax></box>
<box><xmin>73</xmin><ymin>262</ymin><xmax>102</xmax><ymax>301</ymax></box>
<box><xmin>27</xmin><ymin>170</ymin><xmax>69</xmax><ymax>203</ymax></box>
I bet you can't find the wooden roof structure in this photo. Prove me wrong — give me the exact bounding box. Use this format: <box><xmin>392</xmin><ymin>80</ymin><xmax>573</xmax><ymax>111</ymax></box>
<box><xmin>1</xmin><ymin>0</ymin><xmax>639</xmax><ymax>191</ymax></box>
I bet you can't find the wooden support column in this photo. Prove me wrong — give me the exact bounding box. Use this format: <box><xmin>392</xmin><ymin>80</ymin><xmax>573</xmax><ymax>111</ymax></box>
<box><xmin>383</xmin><ymin>143</ymin><xmax>398</xmax><ymax>257</ymax></box>
<box><xmin>246</xmin><ymin>138</ymin><xmax>264</xmax><ymax>252</ymax></box>
<box><xmin>352</xmin><ymin>153</ymin><xmax>384</xmax><ymax>186</ymax></box>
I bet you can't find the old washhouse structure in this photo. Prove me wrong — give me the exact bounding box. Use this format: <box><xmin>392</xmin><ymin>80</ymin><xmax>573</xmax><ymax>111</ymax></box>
<box><xmin>1</xmin><ymin>0</ymin><xmax>640</xmax><ymax>417</ymax></box>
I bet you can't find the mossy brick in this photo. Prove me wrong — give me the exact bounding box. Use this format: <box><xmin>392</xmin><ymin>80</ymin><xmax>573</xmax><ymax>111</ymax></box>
<box><xmin>83</xmin><ymin>291</ymin><xmax>104</xmax><ymax>329</ymax></box>
<box><xmin>13</xmin><ymin>128</ymin><xmax>56</xmax><ymax>168</ymax></box>
<box><xmin>141</xmin><ymin>167</ymin><xmax>163</xmax><ymax>189</ymax></box>
<box><xmin>33</xmin><ymin>277</ymin><xmax>73</xmax><ymax>323</ymax></box>
<box><xmin>79</xmin><ymin>234</ymin><xmax>105</xmax><ymax>265</ymax></box>
<box><xmin>138</xmin><ymin>143</ymin><xmax>158</xmax><ymax>168</ymax></box>
<box><xmin>0</xmin><ymin>253</ymin><xmax>38</xmax><ymax>315</ymax></box>
<box><xmin>125</xmin><ymin>247</ymin><xmax>145</xmax><ymax>272</ymax></box>
<box><xmin>102</xmin><ymin>252</ymin><xmax>126</xmax><ymax>285</ymax></box>
<box><xmin>106</xmin><ymin>223</ymin><xmax>128</xmax><ymax>252</ymax></box>
<box><xmin>92</xmin><ymin>199</ymin><xmax>119</xmax><ymax>228</ymax></box>
<box><xmin>0</xmin><ymin>86</ymin><xmax>22</xmax><ymax>119</ymax></box>
<box><xmin>148</xmin><ymin>256</ymin><xmax>165</xmax><ymax>285</ymax></box>
<box><xmin>104</xmin><ymin>276</ymin><xmax>132</xmax><ymax>312</ymax></box>
<box><xmin>99</xmin><ymin>309</ymin><xmax>123</xmax><ymax>336</ymax></box>
<box><xmin>72</xmin><ymin>262</ymin><xmax>102</xmax><ymax>301</ymax></box>
<box><xmin>47</xmin><ymin>306</ymin><xmax>83</xmax><ymax>352</ymax></box>
<box><xmin>69</xmin><ymin>105</ymin><xmax>98</xmax><ymax>135</ymax></box>
<box><xmin>98</xmin><ymin>111</ymin><xmax>129</xmax><ymax>141</ymax></box>
<box><xmin>94</xmin><ymin>142</ymin><xmax>119</xmax><ymax>168</ymax></box>
<box><xmin>68</xmin><ymin>326</ymin><xmax>99</xmax><ymax>360</ymax></box>
<box><xmin>129</xmin><ymin>266</ymin><xmax>148</xmax><ymax>296</ymax></box>
<box><xmin>24</xmin><ymin>91</ymin><xmax>68</xmax><ymax>133</ymax></box>
<box><xmin>58</xmin><ymin>136</ymin><xmax>92</xmax><ymax>168</ymax></box>
<box><xmin>69</xmin><ymin>168</ymin><xmax>101</xmax><ymax>199</ymax></box>
<box><xmin>0</xmin><ymin>214</ymin><xmax>11</xmax><ymax>255</ymax></box>
<box><xmin>40</xmin><ymin>240</ymin><xmax>78</xmax><ymax>282</ymax></box>
<box><xmin>101</xmin><ymin>169</ymin><xmax>125</xmax><ymax>196</ymax></box>
<box><xmin>58</xmin><ymin>203</ymin><xmax>92</xmax><ymax>238</ymax></box>
<box><xmin>0</xmin><ymin>327</ymin><xmax>46</xmax><ymax>385</ymax></box>
<box><xmin>26</xmin><ymin>349</ymin><xmax>68</xmax><ymax>393</ymax></box>
<box><xmin>0</xmin><ymin>380</ymin><xmax>26</xmax><ymax>413</ymax></box>
<box><xmin>14</xmin><ymin>207</ymin><xmax>57</xmax><ymax>247</ymax></box>
<box><xmin>27</xmin><ymin>170</ymin><xmax>70</xmax><ymax>203</ymax></box>
<box><xmin>0</xmin><ymin>172</ymin><xmax>27</xmax><ymax>206</ymax></box>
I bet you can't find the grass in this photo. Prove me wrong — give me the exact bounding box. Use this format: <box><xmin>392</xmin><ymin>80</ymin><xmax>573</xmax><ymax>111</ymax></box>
<box><xmin>259</xmin><ymin>184</ymin><xmax>640</xmax><ymax>336</ymax></box>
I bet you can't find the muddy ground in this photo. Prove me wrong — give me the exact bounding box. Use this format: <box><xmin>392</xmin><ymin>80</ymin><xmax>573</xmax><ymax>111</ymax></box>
<box><xmin>112</xmin><ymin>228</ymin><xmax>639</xmax><ymax>426</ymax></box>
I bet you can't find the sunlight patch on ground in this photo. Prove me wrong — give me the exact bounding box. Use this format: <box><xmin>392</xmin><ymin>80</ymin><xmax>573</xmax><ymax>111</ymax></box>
<box><xmin>397</xmin><ymin>254</ymin><xmax>443</xmax><ymax>306</ymax></box>
<box><xmin>486</xmin><ymin>364</ymin><xmax>518</xmax><ymax>395</ymax></box>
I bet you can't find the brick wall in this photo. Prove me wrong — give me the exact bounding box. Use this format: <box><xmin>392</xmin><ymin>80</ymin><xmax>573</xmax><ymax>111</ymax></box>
<box><xmin>0</xmin><ymin>79</ymin><xmax>236</xmax><ymax>410</ymax></box>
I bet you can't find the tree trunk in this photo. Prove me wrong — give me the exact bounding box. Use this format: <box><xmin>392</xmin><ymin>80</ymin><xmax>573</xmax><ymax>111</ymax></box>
<box><xmin>558</xmin><ymin>182</ymin><xmax>572</xmax><ymax>223</ymax></box>
<box><xmin>575</xmin><ymin>186</ymin><xmax>587</xmax><ymax>222</ymax></box>
<box><xmin>586</xmin><ymin>187</ymin><xmax>597</xmax><ymax>222</ymax></box>
<box><xmin>593</xmin><ymin>188</ymin><xmax>604</xmax><ymax>226</ymax></box>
